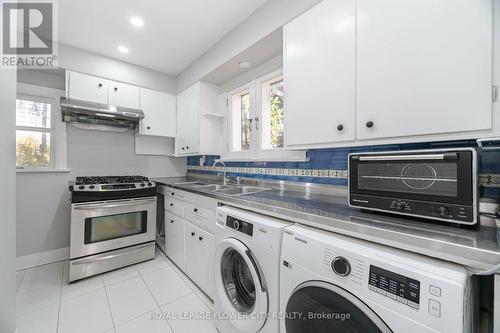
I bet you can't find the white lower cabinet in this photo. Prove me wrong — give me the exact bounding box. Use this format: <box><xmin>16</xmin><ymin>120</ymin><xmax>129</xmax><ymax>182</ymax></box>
<box><xmin>184</xmin><ymin>222</ymin><xmax>215</xmax><ymax>299</ymax></box>
<box><xmin>164</xmin><ymin>188</ymin><xmax>216</xmax><ymax>299</ymax></box>
<box><xmin>165</xmin><ymin>212</ymin><xmax>185</xmax><ymax>270</ymax></box>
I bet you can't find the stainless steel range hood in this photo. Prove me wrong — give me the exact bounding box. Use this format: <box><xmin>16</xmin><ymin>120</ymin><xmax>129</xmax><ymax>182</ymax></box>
<box><xmin>60</xmin><ymin>97</ymin><xmax>144</xmax><ymax>130</ymax></box>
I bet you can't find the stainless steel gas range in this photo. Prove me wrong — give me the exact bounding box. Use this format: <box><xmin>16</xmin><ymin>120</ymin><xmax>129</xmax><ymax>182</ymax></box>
<box><xmin>68</xmin><ymin>176</ymin><xmax>157</xmax><ymax>282</ymax></box>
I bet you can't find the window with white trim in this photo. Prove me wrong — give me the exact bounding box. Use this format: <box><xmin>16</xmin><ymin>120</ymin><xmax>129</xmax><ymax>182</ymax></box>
<box><xmin>225</xmin><ymin>69</ymin><xmax>305</xmax><ymax>161</ymax></box>
<box><xmin>16</xmin><ymin>83</ymin><xmax>67</xmax><ymax>172</ymax></box>
<box><xmin>16</xmin><ymin>96</ymin><xmax>54</xmax><ymax>169</ymax></box>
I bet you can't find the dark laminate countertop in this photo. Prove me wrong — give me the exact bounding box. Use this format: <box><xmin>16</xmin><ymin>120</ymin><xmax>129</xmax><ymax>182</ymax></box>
<box><xmin>154</xmin><ymin>176</ymin><xmax>500</xmax><ymax>273</ymax></box>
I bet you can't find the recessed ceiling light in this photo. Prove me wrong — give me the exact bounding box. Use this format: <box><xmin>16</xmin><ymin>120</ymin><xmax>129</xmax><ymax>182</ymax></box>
<box><xmin>239</xmin><ymin>61</ymin><xmax>252</xmax><ymax>69</ymax></box>
<box><xmin>118</xmin><ymin>45</ymin><xmax>129</xmax><ymax>54</ymax></box>
<box><xmin>130</xmin><ymin>16</ymin><xmax>144</xmax><ymax>27</ymax></box>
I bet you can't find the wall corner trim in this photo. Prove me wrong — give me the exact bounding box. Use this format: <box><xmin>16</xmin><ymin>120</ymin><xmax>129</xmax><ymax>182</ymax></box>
<box><xmin>16</xmin><ymin>247</ymin><xmax>69</xmax><ymax>271</ymax></box>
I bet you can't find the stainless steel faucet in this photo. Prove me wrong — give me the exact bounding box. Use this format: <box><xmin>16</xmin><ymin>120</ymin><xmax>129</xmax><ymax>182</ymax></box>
<box><xmin>213</xmin><ymin>160</ymin><xmax>227</xmax><ymax>184</ymax></box>
<box><xmin>212</xmin><ymin>160</ymin><xmax>241</xmax><ymax>186</ymax></box>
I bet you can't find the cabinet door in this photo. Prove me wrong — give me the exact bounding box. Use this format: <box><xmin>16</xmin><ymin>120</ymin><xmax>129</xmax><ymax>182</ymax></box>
<box><xmin>184</xmin><ymin>222</ymin><xmax>200</xmax><ymax>279</ymax></box>
<box><xmin>184</xmin><ymin>223</ymin><xmax>214</xmax><ymax>299</ymax></box>
<box><xmin>108</xmin><ymin>81</ymin><xmax>141</xmax><ymax>109</ymax></box>
<box><xmin>176</xmin><ymin>84</ymin><xmax>199</xmax><ymax>155</ymax></box>
<box><xmin>165</xmin><ymin>213</ymin><xmax>185</xmax><ymax>270</ymax></box>
<box><xmin>356</xmin><ymin>0</ymin><xmax>492</xmax><ymax>140</ymax></box>
<box><xmin>68</xmin><ymin>71</ymin><xmax>109</xmax><ymax>104</ymax></box>
<box><xmin>284</xmin><ymin>0</ymin><xmax>356</xmax><ymax>148</ymax></box>
<box><xmin>140</xmin><ymin>89</ymin><xmax>176</xmax><ymax>137</ymax></box>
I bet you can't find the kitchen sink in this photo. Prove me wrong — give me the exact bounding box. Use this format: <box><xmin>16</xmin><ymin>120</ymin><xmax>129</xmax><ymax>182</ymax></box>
<box><xmin>215</xmin><ymin>186</ymin><xmax>271</xmax><ymax>196</ymax></box>
<box><xmin>189</xmin><ymin>184</ymin><xmax>234</xmax><ymax>191</ymax></box>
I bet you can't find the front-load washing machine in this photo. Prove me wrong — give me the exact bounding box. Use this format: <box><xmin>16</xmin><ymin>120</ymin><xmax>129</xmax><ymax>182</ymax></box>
<box><xmin>214</xmin><ymin>206</ymin><xmax>292</xmax><ymax>333</ymax></box>
<box><xmin>280</xmin><ymin>225</ymin><xmax>475</xmax><ymax>333</ymax></box>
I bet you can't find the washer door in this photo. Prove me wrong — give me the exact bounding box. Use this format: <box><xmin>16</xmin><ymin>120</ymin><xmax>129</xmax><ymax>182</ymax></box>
<box><xmin>285</xmin><ymin>281</ymin><xmax>392</xmax><ymax>333</ymax></box>
<box><xmin>215</xmin><ymin>238</ymin><xmax>268</xmax><ymax>333</ymax></box>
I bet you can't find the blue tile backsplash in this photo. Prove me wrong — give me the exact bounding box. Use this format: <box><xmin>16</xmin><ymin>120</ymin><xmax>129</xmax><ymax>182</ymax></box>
<box><xmin>187</xmin><ymin>140</ymin><xmax>500</xmax><ymax>199</ymax></box>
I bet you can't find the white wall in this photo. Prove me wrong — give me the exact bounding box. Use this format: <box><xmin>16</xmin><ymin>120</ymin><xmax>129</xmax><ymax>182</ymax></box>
<box><xmin>176</xmin><ymin>0</ymin><xmax>320</xmax><ymax>92</ymax></box>
<box><xmin>59</xmin><ymin>43</ymin><xmax>177</xmax><ymax>93</ymax></box>
<box><xmin>0</xmin><ymin>70</ymin><xmax>17</xmax><ymax>332</ymax></box>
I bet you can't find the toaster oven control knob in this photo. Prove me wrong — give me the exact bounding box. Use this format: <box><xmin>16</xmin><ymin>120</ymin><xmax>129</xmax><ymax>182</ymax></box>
<box><xmin>438</xmin><ymin>206</ymin><xmax>450</xmax><ymax>217</ymax></box>
<box><xmin>396</xmin><ymin>202</ymin><xmax>405</xmax><ymax>210</ymax></box>
<box><xmin>332</xmin><ymin>257</ymin><xmax>351</xmax><ymax>277</ymax></box>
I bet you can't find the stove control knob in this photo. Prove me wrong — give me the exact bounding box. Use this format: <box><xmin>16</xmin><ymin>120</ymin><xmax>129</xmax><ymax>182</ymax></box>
<box><xmin>140</xmin><ymin>183</ymin><xmax>145</xmax><ymax>187</ymax></box>
<box><xmin>147</xmin><ymin>182</ymin><xmax>152</xmax><ymax>187</ymax></box>
<box><xmin>89</xmin><ymin>185</ymin><xmax>95</xmax><ymax>190</ymax></box>
<box><xmin>438</xmin><ymin>206</ymin><xmax>450</xmax><ymax>217</ymax></box>
<box><xmin>78</xmin><ymin>185</ymin><xmax>85</xmax><ymax>190</ymax></box>
<box><xmin>332</xmin><ymin>256</ymin><xmax>351</xmax><ymax>276</ymax></box>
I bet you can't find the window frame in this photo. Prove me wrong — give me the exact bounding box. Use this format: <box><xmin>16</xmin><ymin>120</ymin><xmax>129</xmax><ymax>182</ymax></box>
<box><xmin>222</xmin><ymin>69</ymin><xmax>306</xmax><ymax>162</ymax></box>
<box><xmin>16</xmin><ymin>94</ymin><xmax>55</xmax><ymax>171</ymax></box>
<box><xmin>16</xmin><ymin>83</ymin><xmax>68</xmax><ymax>172</ymax></box>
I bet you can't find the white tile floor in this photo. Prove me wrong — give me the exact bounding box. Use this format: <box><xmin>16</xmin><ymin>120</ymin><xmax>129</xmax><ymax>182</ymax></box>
<box><xmin>16</xmin><ymin>248</ymin><xmax>218</xmax><ymax>333</ymax></box>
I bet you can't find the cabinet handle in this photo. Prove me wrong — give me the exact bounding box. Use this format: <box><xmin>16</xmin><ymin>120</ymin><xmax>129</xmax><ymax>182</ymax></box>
<box><xmin>170</xmin><ymin>220</ymin><xmax>174</xmax><ymax>223</ymax></box>
<box><xmin>366</xmin><ymin>121</ymin><xmax>374</xmax><ymax>128</ymax></box>
<box><xmin>114</xmin><ymin>87</ymin><xmax>118</xmax><ymax>92</ymax></box>
<box><xmin>98</xmin><ymin>83</ymin><xmax>103</xmax><ymax>88</ymax></box>
<box><xmin>337</xmin><ymin>124</ymin><xmax>344</xmax><ymax>131</ymax></box>
<box><xmin>147</xmin><ymin>126</ymin><xmax>151</xmax><ymax>130</ymax></box>
<box><xmin>171</xmin><ymin>192</ymin><xmax>175</xmax><ymax>196</ymax></box>
<box><xmin>170</xmin><ymin>203</ymin><xmax>173</xmax><ymax>207</ymax></box>
<box><xmin>191</xmin><ymin>232</ymin><xmax>195</xmax><ymax>237</ymax></box>
<box><xmin>182</xmin><ymin>147</ymin><xmax>185</xmax><ymax>150</ymax></box>
<box><xmin>193</xmin><ymin>208</ymin><xmax>198</xmax><ymax>213</ymax></box>
<box><xmin>186</xmin><ymin>146</ymin><xmax>190</xmax><ymax>150</ymax></box>
<box><xmin>199</xmin><ymin>236</ymin><xmax>203</xmax><ymax>241</ymax></box>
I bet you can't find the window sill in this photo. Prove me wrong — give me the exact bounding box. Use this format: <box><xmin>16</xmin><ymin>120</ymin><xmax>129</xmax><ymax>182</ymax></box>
<box><xmin>16</xmin><ymin>168</ymin><xmax>71</xmax><ymax>174</ymax></box>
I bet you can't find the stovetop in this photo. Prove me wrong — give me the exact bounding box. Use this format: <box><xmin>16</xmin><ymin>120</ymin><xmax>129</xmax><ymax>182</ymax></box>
<box><xmin>70</xmin><ymin>175</ymin><xmax>157</xmax><ymax>203</ymax></box>
<box><xmin>75</xmin><ymin>175</ymin><xmax>150</xmax><ymax>185</ymax></box>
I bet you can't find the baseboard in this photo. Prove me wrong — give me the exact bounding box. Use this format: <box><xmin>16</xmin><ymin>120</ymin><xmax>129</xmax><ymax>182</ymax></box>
<box><xmin>16</xmin><ymin>247</ymin><xmax>69</xmax><ymax>270</ymax></box>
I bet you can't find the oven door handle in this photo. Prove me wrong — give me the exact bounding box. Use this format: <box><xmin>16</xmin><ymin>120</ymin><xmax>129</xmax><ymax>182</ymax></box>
<box><xmin>358</xmin><ymin>153</ymin><xmax>457</xmax><ymax>161</ymax></box>
<box><xmin>73</xmin><ymin>198</ymin><xmax>155</xmax><ymax>210</ymax></box>
<box><xmin>72</xmin><ymin>243</ymin><xmax>152</xmax><ymax>265</ymax></box>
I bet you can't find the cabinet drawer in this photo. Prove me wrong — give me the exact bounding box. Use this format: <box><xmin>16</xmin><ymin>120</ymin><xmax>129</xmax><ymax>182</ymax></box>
<box><xmin>184</xmin><ymin>202</ymin><xmax>215</xmax><ymax>234</ymax></box>
<box><xmin>166</xmin><ymin>198</ymin><xmax>185</xmax><ymax>218</ymax></box>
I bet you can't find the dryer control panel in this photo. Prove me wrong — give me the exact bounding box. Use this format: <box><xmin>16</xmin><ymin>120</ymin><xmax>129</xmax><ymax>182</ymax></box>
<box><xmin>226</xmin><ymin>215</ymin><xmax>254</xmax><ymax>237</ymax></box>
<box><xmin>368</xmin><ymin>265</ymin><xmax>420</xmax><ymax>309</ymax></box>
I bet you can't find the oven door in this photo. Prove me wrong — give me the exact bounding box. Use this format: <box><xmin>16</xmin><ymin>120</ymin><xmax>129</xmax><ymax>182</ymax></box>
<box><xmin>70</xmin><ymin>197</ymin><xmax>156</xmax><ymax>259</ymax></box>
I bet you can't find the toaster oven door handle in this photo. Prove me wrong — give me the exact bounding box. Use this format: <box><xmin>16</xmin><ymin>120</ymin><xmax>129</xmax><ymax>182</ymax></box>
<box><xmin>358</xmin><ymin>153</ymin><xmax>457</xmax><ymax>161</ymax></box>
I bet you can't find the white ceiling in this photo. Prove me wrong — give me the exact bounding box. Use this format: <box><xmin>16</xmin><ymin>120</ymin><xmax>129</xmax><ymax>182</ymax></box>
<box><xmin>58</xmin><ymin>0</ymin><xmax>268</xmax><ymax>76</ymax></box>
<box><xmin>203</xmin><ymin>28</ymin><xmax>283</xmax><ymax>85</ymax></box>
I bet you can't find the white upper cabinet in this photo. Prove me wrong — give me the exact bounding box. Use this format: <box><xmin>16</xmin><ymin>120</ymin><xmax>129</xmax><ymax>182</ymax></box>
<box><xmin>176</xmin><ymin>83</ymin><xmax>200</xmax><ymax>155</ymax></box>
<box><xmin>67</xmin><ymin>71</ymin><xmax>109</xmax><ymax>105</ymax></box>
<box><xmin>139</xmin><ymin>89</ymin><xmax>176</xmax><ymax>137</ymax></box>
<box><xmin>284</xmin><ymin>0</ymin><xmax>356</xmax><ymax>149</ymax></box>
<box><xmin>108</xmin><ymin>82</ymin><xmax>140</xmax><ymax>109</ymax></box>
<box><xmin>175</xmin><ymin>82</ymin><xmax>222</xmax><ymax>156</ymax></box>
<box><xmin>356</xmin><ymin>0</ymin><xmax>493</xmax><ymax>140</ymax></box>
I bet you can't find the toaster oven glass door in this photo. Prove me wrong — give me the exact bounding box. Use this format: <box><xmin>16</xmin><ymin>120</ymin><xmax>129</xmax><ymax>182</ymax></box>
<box><xmin>350</xmin><ymin>151</ymin><xmax>473</xmax><ymax>205</ymax></box>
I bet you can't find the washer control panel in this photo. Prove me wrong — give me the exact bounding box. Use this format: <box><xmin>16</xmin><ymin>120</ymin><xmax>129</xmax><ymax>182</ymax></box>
<box><xmin>226</xmin><ymin>215</ymin><xmax>253</xmax><ymax>237</ymax></box>
<box><xmin>368</xmin><ymin>265</ymin><xmax>420</xmax><ymax>309</ymax></box>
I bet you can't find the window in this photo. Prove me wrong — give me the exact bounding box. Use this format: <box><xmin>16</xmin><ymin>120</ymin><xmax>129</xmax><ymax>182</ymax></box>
<box><xmin>260</xmin><ymin>75</ymin><xmax>284</xmax><ymax>150</ymax></box>
<box><xmin>230</xmin><ymin>89</ymin><xmax>252</xmax><ymax>152</ymax></box>
<box><xmin>16</xmin><ymin>97</ymin><xmax>54</xmax><ymax>169</ymax></box>
<box><xmin>16</xmin><ymin>82</ymin><xmax>68</xmax><ymax>172</ymax></box>
<box><xmin>225</xmin><ymin>69</ymin><xmax>305</xmax><ymax>161</ymax></box>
